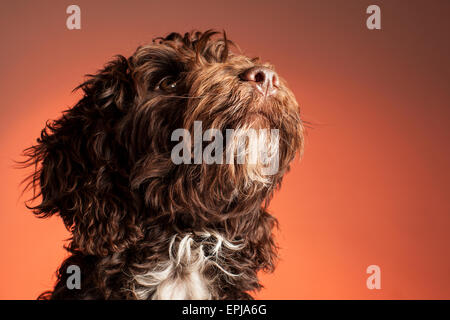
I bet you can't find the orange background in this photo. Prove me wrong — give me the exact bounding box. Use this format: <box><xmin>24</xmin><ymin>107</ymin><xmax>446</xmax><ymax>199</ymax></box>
<box><xmin>1</xmin><ymin>0</ymin><xmax>449</xmax><ymax>299</ymax></box>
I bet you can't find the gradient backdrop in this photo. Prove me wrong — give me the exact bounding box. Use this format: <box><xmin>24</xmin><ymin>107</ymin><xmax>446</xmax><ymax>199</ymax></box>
<box><xmin>1</xmin><ymin>0</ymin><xmax>449</xmax><ymax>299</ymax></box>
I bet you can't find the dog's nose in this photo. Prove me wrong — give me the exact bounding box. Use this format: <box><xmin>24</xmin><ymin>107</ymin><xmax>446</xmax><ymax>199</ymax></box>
<box><xmin>240</xmin><ymin>67</ymin><xmax>279</xmax><ymax>96</ymax></box>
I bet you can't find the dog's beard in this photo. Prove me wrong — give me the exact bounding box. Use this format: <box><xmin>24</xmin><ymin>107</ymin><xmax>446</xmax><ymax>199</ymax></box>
<box><xmin>179</xmin><ymin>73</ymin><xmax>302</xmax><ymax>201</ymax></box>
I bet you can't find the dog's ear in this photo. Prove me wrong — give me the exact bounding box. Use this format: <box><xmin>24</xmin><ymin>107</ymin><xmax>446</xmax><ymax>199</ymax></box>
<box><xmin>21</xmin><ymin>56</ymin><xmax>143</xmax><ymax>256</ymax></box>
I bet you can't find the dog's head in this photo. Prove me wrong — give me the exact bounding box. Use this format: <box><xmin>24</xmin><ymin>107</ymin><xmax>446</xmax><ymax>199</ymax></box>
<box><xmin>23</xmin><ymin>31</ymin><xmax>303</xmax><ymax>256</ymax></box>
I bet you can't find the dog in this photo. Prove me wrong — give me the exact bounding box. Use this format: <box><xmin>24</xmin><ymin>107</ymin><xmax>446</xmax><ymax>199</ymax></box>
<box><xmin>22</xmin><ymin>30</ymin><xmax>304</xmax><ymax>299</ymax></box>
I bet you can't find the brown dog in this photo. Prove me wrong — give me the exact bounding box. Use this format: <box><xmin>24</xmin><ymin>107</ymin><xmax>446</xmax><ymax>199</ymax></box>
<box><xmin>22</xmin><ymin>30</ymin><xmax>303</xmax><ymax>299</ymax></box>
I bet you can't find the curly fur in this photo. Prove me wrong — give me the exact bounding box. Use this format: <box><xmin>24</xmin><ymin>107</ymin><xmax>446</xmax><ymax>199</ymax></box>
<box><xmin>20</xmin><ymin>30</ymin><xmax>304</xmax><ymax>300</ymax></box>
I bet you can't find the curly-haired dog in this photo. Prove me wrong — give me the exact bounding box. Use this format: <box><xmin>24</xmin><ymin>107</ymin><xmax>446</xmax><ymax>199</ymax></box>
<box><xmin>22</xmin><ymin>30</ymin><xmax>304</xmax><ymax>299</ymax></box>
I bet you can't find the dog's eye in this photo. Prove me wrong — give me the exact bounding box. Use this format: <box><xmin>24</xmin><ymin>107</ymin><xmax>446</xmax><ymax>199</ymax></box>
<box><xmin>157</xmin><ymin>77</ymin><xmax>177</xmax><ymax>91</ymax></box>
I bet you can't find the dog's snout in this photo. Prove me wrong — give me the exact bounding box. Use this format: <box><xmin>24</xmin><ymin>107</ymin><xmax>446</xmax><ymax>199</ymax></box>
<box><xmin>240</xmin><ymin>67</ymin><xmax>279</xmax><ymax>96</ymax></box>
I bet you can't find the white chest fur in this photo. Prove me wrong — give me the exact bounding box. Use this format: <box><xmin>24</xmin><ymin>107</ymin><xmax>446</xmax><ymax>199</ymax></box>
<box><xmin>132</xmin><ymin>230</ymin><xmax>243</xmax><ymax>300</ymax></box>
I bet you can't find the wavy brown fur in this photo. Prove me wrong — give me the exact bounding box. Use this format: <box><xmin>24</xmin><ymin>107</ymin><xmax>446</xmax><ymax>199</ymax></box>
<box><xmin>21</xmin><ymin>30</ymin><xmax>303</xmax><ymax>300</ymax></box>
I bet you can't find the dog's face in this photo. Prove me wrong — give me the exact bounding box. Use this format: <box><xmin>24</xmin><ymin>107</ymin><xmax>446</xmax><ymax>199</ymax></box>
<box><xmin>24</xmin><ymin>31</ymin><xmax>303</xmax><ymax>256</ymax></box>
